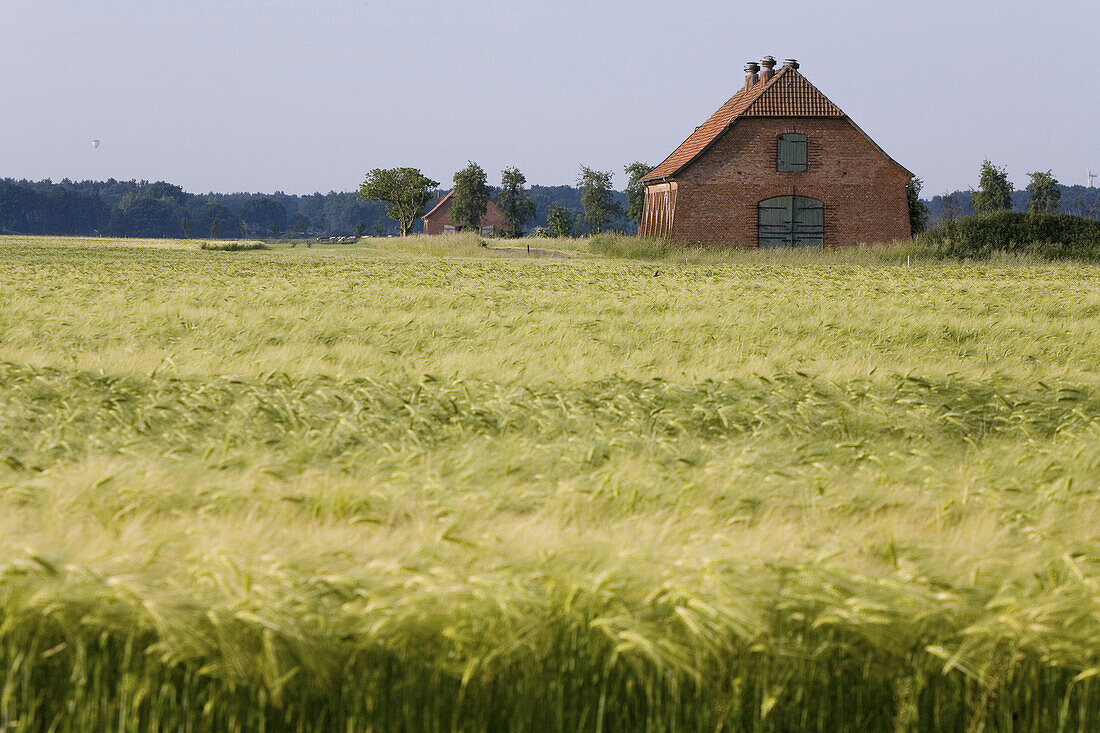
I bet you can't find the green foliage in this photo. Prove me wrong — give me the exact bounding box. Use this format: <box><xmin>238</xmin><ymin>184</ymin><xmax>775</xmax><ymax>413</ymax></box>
<box><xmin>920</xmin><ymin>210</ymin><xmax>1100</xmax><ymax>259</ymax></box>
<box><xmin>588</xmin><ymin>232</ymin><xmax>673</xmax><ymax>259</ymax></box>
<box><xmin>195</xmin><ymin>198</ymin><xmax>232</xmax><ymax>239</ymax></box>
<box><xmin>496</xmin><ymin>167</ymin><xmax>535</xmax><ymax>237</ymax></box>
<box><xmin>577</xmin><ymin>166</ymin><xmax>621</xmax><ymax>234</ymax></box>
<box><xmin>907</xmin><ymin>176</ymin><xmax>929</xmax><ymax>234</ymax></box>
<box><xmin>111</xmin><ymin>191</ymin><xmax>184</xmax><ymax>238</ymax></box>
<box><xmin>357</xmin><ymin>167</ymin><xmax>439</xmax><ymax>236</ymax></box>
<box><xmin>623</xmin><ymin>161</ymin><xmax>651</xmax><ymax>225</ymax></box>
<box><xmin>970</xmin><ymin>160</ymin><xmax>1013</xmax><ymax>213</ymax></box>
<box><xmin>936</xmin><ymin>192</ymin><xmax>964</xmax><ymax>224</ymax></box>
<box><xmin>450</xmin><ymin>161</ymin><xmax>490</xmax><ymax>232</ymax></box>
<box><xmin>240</xmin><ymin>196</ymin><xmax>288</xmax><ymax>234</ymax></box>
<box><xmin>181</xmin><ymin>217</ymin><xmax>191</xmax><ymax>238</ymax></box>
<box><xmin>199</xmin><ymin>240</ymin><xmax>269</xmax><ymax>251</ymax></box>
<box><xmin>1027</xmin><ymin>170</ymin><xmax>1061</xmax><ymax>215</ymax></box>
<box><xmin>354</xmin><ymin>220</ymin><xmax>366</xmax><ymax>237</ymax></box>
<box><xmin>546</xmin><ymin>203</ymin><xmax>574</xmax><ymax>238</ymax></box>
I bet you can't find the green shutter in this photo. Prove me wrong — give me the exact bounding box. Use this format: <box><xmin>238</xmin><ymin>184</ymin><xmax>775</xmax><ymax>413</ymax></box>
<box><xmin>792</xmin><ymin>136</ymin><xmax>807</xmax><ymax>168</ymax></box>
<box><xmin>777</xmin><ymin>134</ymin><xmax>807</xmax><ymax>171</ymax></box>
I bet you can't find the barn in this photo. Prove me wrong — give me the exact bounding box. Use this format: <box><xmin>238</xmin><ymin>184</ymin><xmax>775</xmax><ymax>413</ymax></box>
<box><xmin>422</xmin><ymin>190</ymin><xmax>510</xmax><ymax>236</ymax></box>
<box><xmin>639</xmin><ymin>57</ymin><xmax>912</xmax><ymax>247</ymax></box>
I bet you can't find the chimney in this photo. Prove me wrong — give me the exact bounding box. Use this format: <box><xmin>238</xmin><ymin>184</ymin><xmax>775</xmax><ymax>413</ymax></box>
<box><xmin>744</xmin><ymin>61</ymin><xmax>760</xmax><ymax>92</ymax></box>
<box><xmin>782</xmin><ymin>58</ymin><xmax>800</xmax><ymax>70</ymax></box>
<box><xmin>760</xmin><ymin>56</ymin><xmax>777</xmax><ymax>84</ymax></box>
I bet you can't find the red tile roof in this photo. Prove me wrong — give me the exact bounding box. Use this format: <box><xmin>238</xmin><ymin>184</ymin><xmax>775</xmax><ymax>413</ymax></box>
<box><xmin>422</xmin><ymin>189</ymin><xmax>455</xmax><ymax>220</ymax></box>
<box><xmin>642</xmin><ymin>66</ymin><xmax>846</xmax><ymax>182</ymax></box>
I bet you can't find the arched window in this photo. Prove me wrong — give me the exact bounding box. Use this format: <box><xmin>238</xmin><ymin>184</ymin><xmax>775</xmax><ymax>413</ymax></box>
<box><xmin>758</xmin><ymin>196</ymin><xmax>824</xmax><ymax>248</ymax></box>
<box><xmin>777</xmin><ymin>134</ymin><xmax>807</xmax><ymax>171</ymax></box>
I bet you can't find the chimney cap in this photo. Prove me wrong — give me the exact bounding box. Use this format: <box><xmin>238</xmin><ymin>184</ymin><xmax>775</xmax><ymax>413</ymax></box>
<box><xmin>782</xmin><ymin>58</ymin><xmax>800</xmax><ymax>69</ymax></box>
<box><xmin>744</xmin><ymin>61</ymin><xmax>760</xmax><ymax>72</ymax></box>
<box><xmin>760</xmin><ymin>56</ymin><xmax>777</xmax><ymax>68</ymax></box>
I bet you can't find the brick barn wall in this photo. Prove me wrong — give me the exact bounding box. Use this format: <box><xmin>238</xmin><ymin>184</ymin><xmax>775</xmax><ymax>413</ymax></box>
<box><xmin>658</xmin><ymin>117</ymin><xmax>911</xmax><ymax>246</ymax></box>
<box><xmin>423</xmin><ymin>199</ymin><xmax>511</xmax><ymax>235</ymax></box>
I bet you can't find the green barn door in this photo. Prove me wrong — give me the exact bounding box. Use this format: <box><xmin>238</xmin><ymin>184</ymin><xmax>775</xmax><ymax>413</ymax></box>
<box><xmin>757</xmin><ymin>196</ymin><xmax>824</xmax><ymax>247</ymax></box>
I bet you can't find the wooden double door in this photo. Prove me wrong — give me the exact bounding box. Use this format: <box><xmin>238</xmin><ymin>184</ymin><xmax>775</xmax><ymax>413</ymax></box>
<box><xmin>757</xmin><ymin>196</ymin><xmax>824</xmax><ymax>248</ymax></box>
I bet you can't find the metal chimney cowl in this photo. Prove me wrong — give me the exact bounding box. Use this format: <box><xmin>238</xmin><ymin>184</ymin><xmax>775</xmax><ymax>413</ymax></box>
<box><xmin>760</xmin><ymin>56</ymin><xmax>777</xmax><ymax>84</ymax></box>
<box><xmin>744</xmin><ymin>61</ymin><xmax>760</xmax><ymax>92</ymax></box>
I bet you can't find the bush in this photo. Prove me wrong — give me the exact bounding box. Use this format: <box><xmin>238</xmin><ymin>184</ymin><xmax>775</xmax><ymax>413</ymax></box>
<box><xmin>200</xmin><ymin>240</ymin><xmax>269</xmax><ymax>251</ymax></box>
<box><xmin>588</xmin><ymin>233</ymin><xmax>674</xmax><ymax>260</ymax></box>
<box><xmin>920</xmin><ymin>211</ymin><xmax>1100</xmax><ymax>260</ymax></box>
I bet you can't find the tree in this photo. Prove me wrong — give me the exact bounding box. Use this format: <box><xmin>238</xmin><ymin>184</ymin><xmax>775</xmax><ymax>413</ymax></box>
<box><xmin>450</xmin><ymin>161</ymin><xmax>490</xmax><ymax>232</ymax></box>
<box><xmin>240</xmin><ymin>196</ymin><xmax>287</xmax><ymax>234</ymax></box>
<box><xmin>624</xmin><ymin>161</ymin><xmax>651</xmax><ymax>225</ymax></box>
<box><xmin>357</xmin><ymin>167</ymin><xmax>438</xmax><ymax>236</ymax></box>
<box><xmin>578</xmin><ymin>166</ymin><xmax>621</xmax><ymax>234</ymax></box>
<box><xmin>354</xmin><ymin>220</ymin><xmax>367</xmax><ymax>237</ymax></box>
<box><xmin>547</xmin><ymin>203</ymin><xmax>575</xmax><ymax>238</ymax></box>
<box><xmin>1026</xmin><ymin>170</ymin><xmax>1061</xmax><ymax>215</ymax></box>
<box><xmin>970</xmin><ymin>160</ymin><xmax>1013</xmax><ymax>213</ymax></box>
<box><xmin>194</xmin><ymin>198</ymin><xmax>232</xmax><ymax>239</ymax></box>
<box><xmin>238</xmin><ymin>219</ymin><xmax>247</xmax><ymax>237</ymax></box>
<box><xmin>906</xmin><ymin>177</ymin><xmax>929</xmax><ymax>234</ymax></box>
<box><xmin>496</xmin><ymin>167</ymin><xmax>535</xmax><ymax>237</ymax></box>
<box><xmin>111</xmin><ymin>192</ymin><xmax>183</xmax><ymax>237</ymax></box>
<box><xmin>143</xmin><ymin>181</ymin><xmax>189</xmax><ymax>205</ymax></box>
<box><xmin>181</xmin><ymin>217</ymin><xmax>191</xmax><ymax>238</ymax></box>
<box><xmin>938</xmin><ymin>192</ymin><xmax>963</xmax><ymax>223</ymax></box>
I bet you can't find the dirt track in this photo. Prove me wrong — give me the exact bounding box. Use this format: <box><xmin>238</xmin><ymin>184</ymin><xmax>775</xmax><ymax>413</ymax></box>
<box><xmin>488</xmin><ymin>246</ymin><xmax>578</xmax><ymax>259</ymax></box>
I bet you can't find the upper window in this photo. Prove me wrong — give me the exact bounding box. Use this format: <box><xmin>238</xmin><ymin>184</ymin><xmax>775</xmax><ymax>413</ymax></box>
<box><xmin>777</xmin><ymin>134</ymin><xmax>807</xmax><ymax>171</ymax></box>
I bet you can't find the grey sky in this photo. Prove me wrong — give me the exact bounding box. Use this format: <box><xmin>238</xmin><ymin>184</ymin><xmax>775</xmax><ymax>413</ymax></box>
<box><xmin>2</xmin><ymin>0</ymin><xmax>1097</xmax><ymax>196</ymax></box>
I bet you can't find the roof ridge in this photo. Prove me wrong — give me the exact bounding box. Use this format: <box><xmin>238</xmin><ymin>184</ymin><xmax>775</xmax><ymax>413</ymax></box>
<box><xmin>422</xmin><ymin>189</ymin><xmax>454</xmax><ymax>219</ymax></box>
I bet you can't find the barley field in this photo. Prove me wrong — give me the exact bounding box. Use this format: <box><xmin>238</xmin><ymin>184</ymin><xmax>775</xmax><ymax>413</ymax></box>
<box><xmin>2</xmin><ymin>233</ymin><xmax>1100</xmax><ymax>731</ymax></box>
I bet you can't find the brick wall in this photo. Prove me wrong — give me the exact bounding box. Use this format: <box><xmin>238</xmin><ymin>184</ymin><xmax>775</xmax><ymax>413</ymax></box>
<box><xmin>645</xmin><ymin>117</ymin><xmax>911</xmax><ymax>246</ymax></box>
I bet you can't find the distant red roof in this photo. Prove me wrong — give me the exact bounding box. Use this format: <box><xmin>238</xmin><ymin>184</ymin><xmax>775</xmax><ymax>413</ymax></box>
<box><xmin>643</xmin><ymin>66</ymin><xmax>846</xmax><ymax>182</ymax></box>
<box><xmin>422</xmin><ymin>189</ymin><xmax>455</xmax><ymax>220</ymax></box>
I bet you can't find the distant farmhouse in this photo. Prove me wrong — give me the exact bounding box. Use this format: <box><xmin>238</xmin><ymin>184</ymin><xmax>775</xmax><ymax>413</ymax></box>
<box><xmin>640</xmin><ymin>57</ymin><xmax>912</xmax><ymax>247</ymax></box>
<box><xmin>422</xmin><ymin>190</ymin><xmax>509</xmax><ymax>236</ymax></box>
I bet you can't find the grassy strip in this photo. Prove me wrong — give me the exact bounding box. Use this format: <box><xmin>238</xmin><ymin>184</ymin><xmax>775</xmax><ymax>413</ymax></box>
<box><xmin>588</xmin><ymin>233</ymin><xmax>931</xmax><ymax>264</ymax></box>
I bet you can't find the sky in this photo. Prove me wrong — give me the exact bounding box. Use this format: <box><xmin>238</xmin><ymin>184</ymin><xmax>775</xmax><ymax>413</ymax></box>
<box><xmin>2</xmin><ymin>0</ymin><xmax>1098</xmax><ymax>196</ymax></box>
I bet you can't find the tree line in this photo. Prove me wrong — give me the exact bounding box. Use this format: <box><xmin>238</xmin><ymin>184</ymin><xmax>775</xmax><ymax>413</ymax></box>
<box><xmin>0</xmin><ymin>169</ymin><xmax>645</xmax><ymax>239</ymax></box>
<box><xmin>0</xmin><ymin>178</ymin><xmax>394</xmax><ymax>238</ymax></box>
<box><xmin>912</xmin><ymin>163</ymin><xmax>1100</xmax><ymax>231</ymax></box>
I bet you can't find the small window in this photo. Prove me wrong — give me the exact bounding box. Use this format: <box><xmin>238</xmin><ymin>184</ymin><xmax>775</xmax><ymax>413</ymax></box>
<box><xmin>777</xmin><ymin>134</ymin><xmax>807</xmax><ymax>171</ymax></box>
